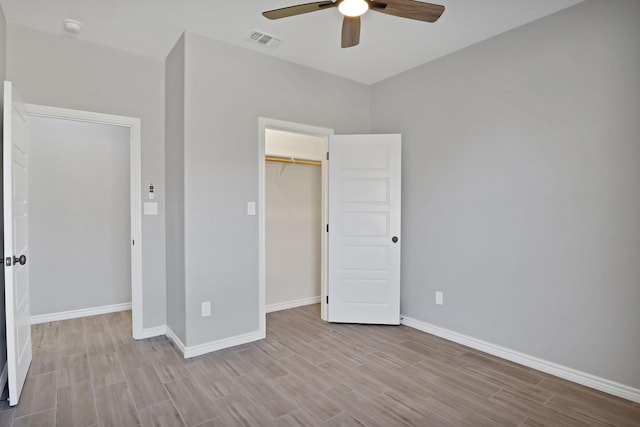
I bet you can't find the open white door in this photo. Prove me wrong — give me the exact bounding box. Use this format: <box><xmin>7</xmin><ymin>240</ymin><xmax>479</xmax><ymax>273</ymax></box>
<box><xmin>327</xmin><ymin>134</ymin><xmax>401</xmax><ymax>324</ymax></box>
<box><xmin>3</xmin><ymin>81</ymin><xmax>32</xmax><ymax>406</ymax></box>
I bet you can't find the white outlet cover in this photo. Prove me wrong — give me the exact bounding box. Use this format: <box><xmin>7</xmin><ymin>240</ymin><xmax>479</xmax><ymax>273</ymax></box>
<box><xmin>201</xmin><ymin>301</ymin><xmax>211</xmax><ymax>317</ymax></box>
<box><xmin>435</xmin><ymin>291</ymin><xmax>444</xmax><ymax>305</ymax></box>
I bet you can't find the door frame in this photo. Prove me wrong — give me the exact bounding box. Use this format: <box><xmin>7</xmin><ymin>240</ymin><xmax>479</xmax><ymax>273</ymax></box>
<box><xmin>24</xmin><ymin>103</ymin><xmax>144</xmax><ymax>339</ymax></box>
<box><xmin>258</xmin><ymin>117</ymin><xmax>333</xmax><ymax>335</ymax></box>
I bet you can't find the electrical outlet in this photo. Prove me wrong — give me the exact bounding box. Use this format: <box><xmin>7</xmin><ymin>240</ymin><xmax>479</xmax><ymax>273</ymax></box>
<box><xmin>201</xmin><ymin>301</ymin><xmax>211</xmax><ymax>317</ymax></box>
<box><xmin>435</xmin><ymin>291</ymin><xmax>444</xmax><ymax>305</ymax></box>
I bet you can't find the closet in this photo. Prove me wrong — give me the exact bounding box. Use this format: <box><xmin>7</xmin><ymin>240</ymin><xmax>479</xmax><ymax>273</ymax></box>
<box><xmin>265</xmin><ymin>129</ymin><xmax>325</xmax><ymax>312</ymax></box>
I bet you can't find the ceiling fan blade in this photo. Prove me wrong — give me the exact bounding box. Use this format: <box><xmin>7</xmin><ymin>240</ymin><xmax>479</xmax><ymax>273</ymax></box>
<box><xmin>369</xmin><ymin>0</ymin><xmax>445</xmax><ymax>23</ymax></box>
<box><xmin>263</xmin><ymin>1</ymin><xmax>336</xmax><ymax>20</ymax></box>
<box><xmin>341</xmin><ymin>16</ymin><xmax>361</xmax><ymax>48</ymax></box>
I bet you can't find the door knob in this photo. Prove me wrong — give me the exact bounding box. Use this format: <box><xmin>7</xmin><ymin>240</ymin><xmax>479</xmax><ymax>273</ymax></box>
<box><xmin>13</xmin><ymin>255</ymin><xmax>26</xmax><ymax>266</ymax></box>
<box><xmin>392</xmin><ymin>236</ymin><xmax>399</xmax><ymax>243</ymax></box>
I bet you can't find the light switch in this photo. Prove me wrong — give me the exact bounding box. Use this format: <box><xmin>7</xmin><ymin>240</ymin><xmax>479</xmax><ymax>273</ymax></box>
<box><xmin>144</xmin><ymin>202</ymin><xmax>158</xmax><ymax>215</ymax></box>
<box><xmin>247</xmin><ymin>201</ymin><xmax>256</xmax><ymax>216</ymax></box>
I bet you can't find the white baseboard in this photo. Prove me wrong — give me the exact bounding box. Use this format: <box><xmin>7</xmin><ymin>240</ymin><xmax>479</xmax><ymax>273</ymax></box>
<box><xmin>165</xmin><ymin>326</ymin><xmax>187</xmax><ymax>355</ymax></box>
<box><xmin>401</xmin><ymin>315</ymin><xmax>640</xmax><ymax>404</ymax></box>
<box><xmin>266</xmin><ymin>296</ymin><xmax>321</xmax><ymax>313</ymax></box>
<box><xmin>0</xmin><ymin>363</ymin><xmax>7</xmax><ymax>395</ymax></box>
<box><xmin>166</xmin><ymin>326</ymin><xmax>265</xmax><ymax>359</ymax></box>
<box><xmin>136</xmin><ymin>325</ymin><xmax>167</xmax><ymax>340</ymax></box>
<box><xmin>31</xmin><ymin>302</ymin><xmax>132</xmax><ymax>325</ymax></box>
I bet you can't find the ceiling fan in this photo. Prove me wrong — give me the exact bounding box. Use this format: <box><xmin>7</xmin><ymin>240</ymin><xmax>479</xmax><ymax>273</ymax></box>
<box><xmin>262</xmin><ymin>0</ymin><xmax>445</xmax><ymax>48</ymax></box>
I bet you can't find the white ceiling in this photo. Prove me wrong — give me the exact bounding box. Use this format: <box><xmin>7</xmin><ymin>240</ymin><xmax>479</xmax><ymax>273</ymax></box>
<box><xmin>0</xmin><ymin>0</ymin><xmax>583</xmax><ymax>84</ymax></box>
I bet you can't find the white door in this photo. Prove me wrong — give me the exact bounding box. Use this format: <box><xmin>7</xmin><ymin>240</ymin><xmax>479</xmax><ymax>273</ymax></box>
<box><xmin>327</xmin><ymin>134</ymin><xmax>401</xmax><ymax>324</ymax></box>
<box><xmin>3</xmin><ymin>81</ymin><xmax>32</xmax><ymax>406</ymax></box>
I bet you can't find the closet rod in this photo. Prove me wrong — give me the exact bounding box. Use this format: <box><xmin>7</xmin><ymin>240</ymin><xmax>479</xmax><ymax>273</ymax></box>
<box><xmin>265</xmin><ymin>156</ymin><xmax>321</xmax><ymax>167</ymax></box>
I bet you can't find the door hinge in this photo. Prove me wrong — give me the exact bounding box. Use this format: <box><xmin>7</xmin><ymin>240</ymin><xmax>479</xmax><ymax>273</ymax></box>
<box><xmin>132</xmin><ymin>239</ymin><xmax>135</xmax><ymax>246</ymax></box>
<box><xmin>326</xmin><ymin>152</ymin><xmax>329</xmax><ymax>160</ymax></box>
<box><xmin>326</xmin><ymin>224</ymin><xmax>329</xmax><ymax>233</ymax></box>
<box><xmin>326</xmin><ymin>295</ymin><xmax>328</xmax><ymax>304</ymax></box>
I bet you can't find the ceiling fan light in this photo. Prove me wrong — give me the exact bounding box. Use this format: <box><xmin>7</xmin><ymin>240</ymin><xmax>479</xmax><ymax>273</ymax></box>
<box><xmin>338</xmin><ymin>0</ymin><xmax>369</xmax><ymax>17</ymax></box>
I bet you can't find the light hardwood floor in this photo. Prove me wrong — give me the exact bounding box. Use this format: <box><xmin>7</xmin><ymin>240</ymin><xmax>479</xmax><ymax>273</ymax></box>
<box><xmin>0</xmin><ymin>304</ymin><xmax>638</xmax><ymax>426</ymax></box>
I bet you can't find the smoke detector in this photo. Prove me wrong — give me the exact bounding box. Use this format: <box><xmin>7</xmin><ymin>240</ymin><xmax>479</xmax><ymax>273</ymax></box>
<box><xmin>63</xmin><ymin>19</ymin><xmax>84</xmax><ymax>34</ymax></box>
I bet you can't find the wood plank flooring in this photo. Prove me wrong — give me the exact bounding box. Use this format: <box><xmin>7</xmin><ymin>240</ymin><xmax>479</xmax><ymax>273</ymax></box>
<box><xmin>0</xmin><ymin>304</ymin><xmax>638</xmax><ymax>426</ymax></box>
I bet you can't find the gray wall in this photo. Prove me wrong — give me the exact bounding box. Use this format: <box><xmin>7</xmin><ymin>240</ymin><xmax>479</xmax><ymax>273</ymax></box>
<box><xmin>181</xmin><ymin>33</ymin><xmax>370</xmax><ymax>346</ymax></box>
<box><xmin>266</xmin><ymin>161</ymin><xmax>321</xmax><ymax>307</ymax></box>
<box><xmin>165</xmin><ymin>34</ymin><xmax>186</xmax><ymax>342</ymax></box>
<box><xmin>28</xmin><ymin>116</ymin><xmax>130</xmax><ymax>315</ymax></box>
<box><xmin>370</xmin><ymin>0</ymin><xmax>640</xmax><ymax>388</ymax></box>
<box><xmin>0</xmin><ymin>2</ymin><xmax>7</xmax><ymax>375</ymax></box>
<box><xmin>6</xmin><ymin>24</ymin><xmax>167</xmax><ymax>329</ymax></box>
<box><xmin>4</xmin><ymin>0</ymin><xmax>635</xmax><ymax>392</ymax></box>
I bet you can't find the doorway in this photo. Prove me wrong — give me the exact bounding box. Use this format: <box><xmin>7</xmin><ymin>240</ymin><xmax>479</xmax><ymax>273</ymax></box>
<box><xmin>24</xmin><ymin>104</ymin><xmax>143</xmax><ymax>338</ymax></box>
<box><xmin>258</xmin><ymin>121</ymin><xmax>403</xmax><ymax>332</ymax></box>
<box><xmin>265</xmin><ymin>129</ymin><xmax>324</xmax><ymax>313</ymax></box>
<box><xmin>258</xmin><ymin>118</ymin><xmax>333</xmax><ymax>336</ymax></box>
<box><xmin>28</xmin><ymin>116</ymin><xmax>129</xmax><ymax>318</ymax></box>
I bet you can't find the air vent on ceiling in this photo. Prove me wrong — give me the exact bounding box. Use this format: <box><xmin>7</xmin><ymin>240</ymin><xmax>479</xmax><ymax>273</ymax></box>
<box><xmin>246</xmin><ymin>30</ymin><xmax>283</xmax><ymax>49</ymax></box>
